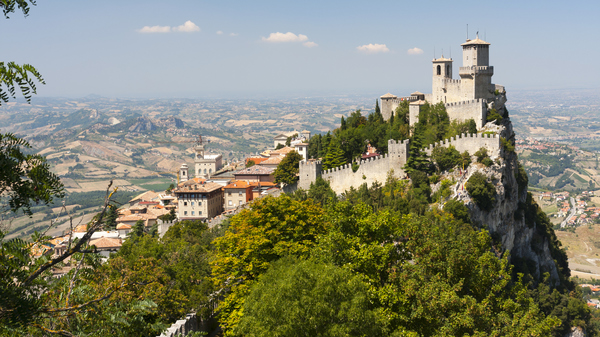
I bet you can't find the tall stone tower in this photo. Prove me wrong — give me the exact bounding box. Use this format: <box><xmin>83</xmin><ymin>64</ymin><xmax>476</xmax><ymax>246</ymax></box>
<box><xmin>431</xmin><ymin>55</ymin><xmax>454</xmax><ymax>103</ymax></box>
<box><xmin>459</xmin><ymin>34</ymin><xmax>494</xmax><ymax>101</ymax></box>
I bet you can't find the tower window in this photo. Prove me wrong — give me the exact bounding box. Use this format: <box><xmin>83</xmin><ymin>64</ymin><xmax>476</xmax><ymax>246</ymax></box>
<box><xmin>436</xmin><ymin>65</ymin><xmax>441</xmax><ymax>75</ymax></box>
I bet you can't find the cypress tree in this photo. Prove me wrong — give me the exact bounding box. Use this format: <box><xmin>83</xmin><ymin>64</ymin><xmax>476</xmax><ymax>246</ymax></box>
<box><xmin>323</xmin><ymin>140</ymin><xmax>346</xmax><ymax>170</ymax></box>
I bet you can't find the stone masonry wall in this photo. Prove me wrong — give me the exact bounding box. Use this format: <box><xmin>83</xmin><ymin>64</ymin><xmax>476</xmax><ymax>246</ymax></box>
<box><xmin>445</xmin><ymin>99</ymin><xmax>487</xmax><ymax>129</ymax></box>
<box><xmin>424</xmin><ymin>132</ymin><xmax>501</xmax><ymax>157</ymax></box>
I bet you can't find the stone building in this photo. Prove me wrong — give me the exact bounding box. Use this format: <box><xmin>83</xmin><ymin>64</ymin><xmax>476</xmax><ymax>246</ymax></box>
<box><xmin>193</xmin><ymin>136</ymin><xmax>223</xmax><ymax>178</ymax></box>
<box><xmin>173</xmin><ymin>178</ymin><xmax>224</xmax><ymax>221</ymax></box>
<box><xmin>223</xmin><ymin>180</ymin><xmax>253</xmax><ymax>210</ymax></box>
<box><xmin>234</xmin><ymin>165</ymin><xmax>275</xmax><ymax>183</ymax></box>
<box><xmin>380</xmin><ymin>35</ymin><xmax>505</xmax><ymax>129</ymax></box>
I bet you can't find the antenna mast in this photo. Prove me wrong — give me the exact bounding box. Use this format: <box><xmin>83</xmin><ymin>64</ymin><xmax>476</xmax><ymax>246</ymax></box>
<box><xmin>466</xmin><ymin>24</ymin><xmax>469</xmax><ymax>40</ymax></box>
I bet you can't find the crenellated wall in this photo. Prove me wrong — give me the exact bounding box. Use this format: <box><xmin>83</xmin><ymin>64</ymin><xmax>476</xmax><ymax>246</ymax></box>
<box><xmin>299</xmin><ymin>139</ymin><xmax>409</xmax><ymax>194</ymax></box>
<box><xmin>299</xmin><ymin>132</ymin><xmax>501</xmax><ymax>195</ymax></box>
<box><xmin>444</xmin><ymin>99</ymin><xmax>487</xmax><ymax>129</ymax></box>
<box><xmin>423</xmin><ymin>132</ymin><xmax>501</xmax><ymax>157</ymax></box>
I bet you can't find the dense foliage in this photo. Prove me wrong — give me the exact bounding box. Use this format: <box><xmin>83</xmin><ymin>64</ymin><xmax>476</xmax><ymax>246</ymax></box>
<box><xmin>273</xmin><ymin>150</ymin><xmax>303</xmax><ymax>185</ymax></box>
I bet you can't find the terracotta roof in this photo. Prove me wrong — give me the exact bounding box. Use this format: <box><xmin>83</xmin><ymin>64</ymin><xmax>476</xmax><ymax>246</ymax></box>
<box><xmin>174</xmin><ymin>181</ymin><xmax>223</xmax><ymax>193</ymax></box>
<box><xmin>116</xmin><ymin>223</ymin><xmax>131</xmax><ymax>230</ymax></box>
<box><xmin>461</xmin><ymin>36</ymin><xmax>490</xmax><ymax>46</ymax></box>
<box><xmin>381</xmin><ymin>93</ymin><xmax>397</xmax><ymax>98</ymax></box>
<box><xmin>147</xmin><ymin>208</ymin><xmax>170</xmax><ymax>217</ymax></box>
<box><xmin>411</xmin><ymin>91</ymin><xmax>424</xmax><ymax>96</ymax></box>
<box><xmin>294</xmin><ymin>143</ymin><xmax>309</xmax><ymax>147</ymax></box>
<box><xmin>410</xmin><ymin>100</ymin><xmax>426</xmax><ymax>105</ymax></box>
<box><xmin>224</xmin><ymin>180</ymin><xmax>251</xmax><ymax>189</ymax></box>
<box><xmin>248</xmin><ymin>181</ymin><xmax>277</xmax><ymax>187</ymax></box>
<box><xmin>246</xmin><ymin>157</ymin><xmax>269</xmax><ymax>165</ymax></box>
<box><xmin>271</xmin><ymin>146</ymin><xmax>295</xmax><ymax>156</ymax></box>
<box><xmin>259</xmin><ymin>156</ymin><xmax>284</xmax><ymax>165</ymax></box>
<box><xmin>129</xmin><ymin>205</ymin><xmax>147</xmax><ymax>211</ymax></box>
<box><xmin>179</xmin><ymin>177</ymin><xmax>206</xmax><ymax>187</ymax></box>
<box><xmin>130</xmin><ymin>190</ymin><xmax>160</xmax><ymax>203</ymax></box>
<box><xmin>235</xmin><ymin>166</ymin><xmax>275</xmax><ymax>175</ymax></box>
<box><xmin>89</xmin><ymin>237</ymin><xmax>122</xmax><ymax>249</ymax></box>
<box><xmin>139</xmin><ymin>201</ymin><xmax>159</xmax><ymax>205</ymax></box>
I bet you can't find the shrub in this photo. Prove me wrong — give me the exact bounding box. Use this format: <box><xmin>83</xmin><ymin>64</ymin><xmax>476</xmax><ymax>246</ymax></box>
<box><xmin>351</xmin><ymin>162</ymin><xmax>359</xmax><ymax>173</ymax></box>
<box><xmin>501</xmin><ymin>137</ymin><xmax>515</xmax><ymax>153</ymax></box>
<box><xmin>460</xmin><ymin>151</ymin><xmax>471</xmax><ymax>169</ymax></box>
<box><xmin>474</xmin><ymin>147</ymin><xmax>488</xmax><ymax>163</ymax></box>
<box><xmin>466</xmin><ymin>172</ymin><xmax>496</xmax><ymax>211</ymax></box>
<box><xmin>444</xmin><ymin>199</ymin><xmax>471</xmax><ymax>224</ymax></box>
<box><xmin>486</xmin><ymin>108</ymin><xmax>503</xmax><ymax>125</ymax></box>
<box><xmin>431</xmin><ymin>145</ymin><xmax>461</xmax><ymax>172</ymax></box>
<box><xmin>482</xmin><ymin>157</ymin><xmax>494</xmax><ymax>167</ymax></box>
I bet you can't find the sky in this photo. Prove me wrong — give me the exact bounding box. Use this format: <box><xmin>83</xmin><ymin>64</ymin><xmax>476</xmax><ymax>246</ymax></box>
<box><xmin>2</xmin><ymin>0</ymin><xmax>600</xmax><ymax>99</ymax></box>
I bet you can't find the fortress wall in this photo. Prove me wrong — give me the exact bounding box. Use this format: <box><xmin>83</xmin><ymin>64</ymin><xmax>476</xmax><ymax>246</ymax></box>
<box><xmin>443</xmin><ymin>79</ymin><xmax>463</xmax><ymax>103</ymax></box>
<box><xmin>298</xmin><ymin>160</ymin><xmax>322</xmax><ymax>190</ymax></box>
<box><xmin>323</xmin><ymin>155</ymin><xmax>397</xmax><ymax>194</ymax></box>
<box><xmin>424</xmin><ymin>132</ymin><xmax>502</xmax><ymax>157</ymax></box>
<box><xmin>445</xmin><ymin>99</ymin><xmax>487</xmax><ymax>129</ymax></box>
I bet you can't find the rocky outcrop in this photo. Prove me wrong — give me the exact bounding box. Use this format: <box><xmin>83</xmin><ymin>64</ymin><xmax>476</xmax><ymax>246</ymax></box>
<box><xmin>129</xmin><ymin>117</ymin><xmax>157</xmax><ymax>132</ymax></box>
<box><xmin>443</xmin><ymin>110</ymin><xmax>562</xmax><ymax>284</ymax></box>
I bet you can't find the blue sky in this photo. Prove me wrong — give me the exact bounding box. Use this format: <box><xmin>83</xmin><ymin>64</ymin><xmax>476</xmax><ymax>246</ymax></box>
<box><xmin>2</xmin><ymin>0</ymin><xmax>599</xmax><ymax>99</ymax></box>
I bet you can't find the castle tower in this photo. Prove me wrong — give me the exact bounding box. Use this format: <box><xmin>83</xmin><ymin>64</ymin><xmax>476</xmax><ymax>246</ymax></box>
<box><xmin>459</xmin><ymin>34</ymin><xmax>494</xmax><ymax>101</ymax></box>
<box><xmin>431</xmin><ymin>55</ymin><xmax>454</xmax><ymax>103</ymax></box>
<box><xmin>380</xmin><ymin>93</ymin><xmax>398</xmax><ymax>121</ymax></box>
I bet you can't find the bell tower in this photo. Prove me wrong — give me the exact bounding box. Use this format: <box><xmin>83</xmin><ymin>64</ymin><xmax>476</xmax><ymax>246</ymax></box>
<box><xmin>431</xmin><ymin>55</ymin><xmax>453</xmax><ymax>103</ymax></box>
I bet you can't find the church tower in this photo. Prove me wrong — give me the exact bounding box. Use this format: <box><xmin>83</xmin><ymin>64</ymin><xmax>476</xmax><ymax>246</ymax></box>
<box><xmin>194</xmin><ymin>135</ymin><xmax>206</xmax><ymax>178</ymax></box>
<box><xmin>459</xmin><ymin>34</ymin><xmax>494</xmax><ymax>101</ymax></box>
<box><xmin>431</xmin><ymin>55</ymin><xmax>454</xmax><ymax>103</ymax></box>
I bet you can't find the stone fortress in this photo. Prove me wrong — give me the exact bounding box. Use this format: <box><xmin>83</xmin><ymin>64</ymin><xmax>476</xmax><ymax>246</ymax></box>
<box><xmin>299</xmin><ymin>35</ymin><xmax>508</xmax><ymax>193</ymax></box>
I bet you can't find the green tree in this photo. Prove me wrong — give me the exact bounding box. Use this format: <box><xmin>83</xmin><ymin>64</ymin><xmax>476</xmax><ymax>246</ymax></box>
<box><xmin>307</xmin><ymin>176</ymin><xmax>336</xmax><ymax>206</ymax></box>
<box><xmin>245</xmin><ymin>159</ymin><xmax>255</xmax><ymax>168</ymax></box>
<box><xmin>104</xmin><ymin>204</ymin><xmax>119</xmax><ymax>230</ymax></box>
<box><xmin>273</xmin><ymin>150</ymin><xmax>303</xmax><ymax>185</ymax></box>
<box><xmin>322</xmin><ymin>139</ymin><xmax>346</xmax><ymax>170</ymax></box>
<box><xmin>466</xmin><ymin>172</ymin><xmax>496</xmax><ymax>211</ymax></box>
<box><xmin>211</xmin><ymin>195</ymin><xmax>327</xmax><ymax>335</ymax></box>
<box><xmin>129</xmin><ymin>219</ymin><xmax>146</xmax><ymax>238</ymax></box>
<box><xmin>236</xmin><ymin>257</ymin><xmax>386</xmax><ymax>337</ymax></box>
<box><xmin>431</xmin><ymin>145</ymin><xmax>461</xmax><ymax>172</ymax></box>
<box><xmin>403</xmin><ymin>131</ymin><xmax>431</xmax><ymax>175</ymax></box>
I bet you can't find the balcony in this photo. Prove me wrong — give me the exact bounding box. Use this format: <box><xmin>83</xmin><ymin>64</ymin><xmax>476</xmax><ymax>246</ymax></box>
<box><xmin>459</xmin><ymin>66</ymin><xmax>494</xmax><ymax>77</ymax></box>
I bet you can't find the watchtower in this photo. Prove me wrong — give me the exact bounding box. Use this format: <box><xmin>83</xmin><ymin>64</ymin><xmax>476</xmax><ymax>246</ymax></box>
<box><xmin>431</xmin><ymin>55</ymin><xmax>454</xmax><ymax>103</ymax></box>
<box><xmin>459</xmin><ymin>34</ymin><xmax>494</xmax><ymax>100</ymax></box>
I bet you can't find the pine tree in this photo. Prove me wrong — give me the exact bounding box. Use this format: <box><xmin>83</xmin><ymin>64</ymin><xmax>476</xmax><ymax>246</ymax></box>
<box><xmin>323</xmin><ymin>140</ymin><xmax>346</xmax><ymax>170</ymax></box>
<box><xmin>403</xmin><ymin>131</ymin><xmax>432</xmax><ymax>175</ymax></box>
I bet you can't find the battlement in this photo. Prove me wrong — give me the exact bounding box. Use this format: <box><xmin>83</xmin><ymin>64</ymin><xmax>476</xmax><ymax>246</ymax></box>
<box><xmin>424</xmin><ymin>132</ymin><xmax>501</xmax><ymax>157</ymax></box>
<box><xmin>444</xmin><ymin>98</ymin><xmax>486</xmax><ymax>108</ymax></box>
<box><xmin>388</xmin><ymin>139</ymin><xmax>410</xmax><ymax>145</ymax></box>
<box><xmin>440</xmin><ymin>78</ymin><xmax>461</xmax><ymax>85</ymax></box>
<box><xmin>459</xmin><ymin>66</ymin><xmax>494</xmax><ymax>76</ymax></box>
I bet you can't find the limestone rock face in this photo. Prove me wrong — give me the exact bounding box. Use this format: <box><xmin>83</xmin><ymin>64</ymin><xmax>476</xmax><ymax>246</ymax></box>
<box><xmin>129</xmin><ymin>117</ymin><xmax>157</xmax><ymax>132</ymax></box>
<box><xmin>449</xmin><ymin>117</ymin><xmax>561</xmax><ymax>284</ymax></box>
<box><xmin>565</xmin><ymin>326</ymin><xmax>587</xmax><ymax>337</ymax></box>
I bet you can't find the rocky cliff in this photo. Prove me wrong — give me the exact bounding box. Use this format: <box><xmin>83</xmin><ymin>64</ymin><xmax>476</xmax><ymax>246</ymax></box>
<box><xmin>441</xmin><ymin>108</ymin><xmax>566</xmax><ymax>285</ymax></box>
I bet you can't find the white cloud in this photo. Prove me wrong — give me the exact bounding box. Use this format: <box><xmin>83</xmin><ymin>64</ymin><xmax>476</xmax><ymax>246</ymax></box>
<box><xmin>229</xmin><ymin>33</ymin><xmax>239</xmax><ymax>37</ymax></box>
<box><xmin>303</xmin><ymin>41</ymin><xmax>318</xmax><ymax>48</ymax></box>
<box><xmin>407</xmin><ymin>47</ymin><xmax>424</xmax><ymax>55</ymax></box>
<box><xmin>173</xmin><ymin>20</ymin><xmax>200</xmax><ymax>32</ymax></box>
<box><xmin>356</xmin><ymin>43</ymin><xmax>390</xmax><ymax>54</ymax></box>
<box><xmin>216</xmin><ymin>30</ymin><xmax>224</xmax><ymax>35</ymax></box>
<box><xmin>137</xmin><ymin>21</ymin><xmax>200</xmax><ymax>33</ymax></box>
<box><xmin>138</xmin><ymin>25</ymin><xmax>171</xmax><ymax>33</ymax></box>
<box><xmin>262</xmin><ymin>32</ymin><xmax>309</xmax><ymax>43</ymax></box>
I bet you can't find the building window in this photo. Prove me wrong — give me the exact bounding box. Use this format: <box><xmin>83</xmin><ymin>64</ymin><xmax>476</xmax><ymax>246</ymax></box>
<box><xmin>436</xmin><ymin>65</ymin><xmax>441</xmax><ymax>75</ymax></box>
<box><xmin>184</xmin><ymin>202</ymin><xmax>187</xmax><ymax>206</ymax></box>
<box><xmin>239</xmin><ymin>191</ymin><xmax>242</xmax><ymax>196</ymax></box>
<box><xmin>209</xmin><ymin>168</ymin><xmax>212</xmax><ymax>173</ymax></box>
<box><xmin>204</xmin><ymin>169</ymin><xmax>207</xmax><ymax>174</ymax></box>
<box><xmin>199</xmin><ymin>211</ymin><xmax>202</xmax><ymax>215</ymax></box>
<box><xmin>199</xmin><ymin>202</ymin><xmax>202</xmax><ymax>206</ymax></box>
<box><xmin>239</xmin><ymin>200</ymin><xmax>242</xmax><ymax>205</ymax></box>
<box><xmin>191</xmin><ymin>202</ymin><xmax>194</xmax><ymax>206</ymax></box>
<box><xmin>191</xmin><ymin>211</ymin><xmax>195</xmax><ymax>215</ymax></box>
<box><xmin>228</xmin><ymin>192</ymin><xmax>232</xmax><ymax>196</ymax></box>
<box><xmin>228</xmin><ymin>200</ymin><xmax>233</xmax><ymax>206</ymax></box>
<box><xmin>184</xmin><ymin>211</ymin><xmax>188</xmax><ymax>215</ymax></box>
